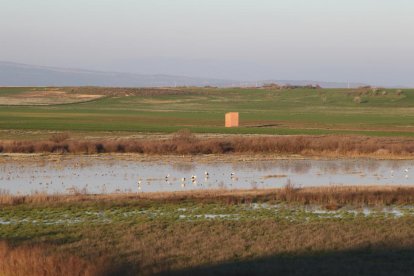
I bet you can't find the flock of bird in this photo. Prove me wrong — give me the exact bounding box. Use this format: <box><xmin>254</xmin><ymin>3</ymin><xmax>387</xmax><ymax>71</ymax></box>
<box><xmin>390</xmin><ymin>168</ymin><xmax>410</xmax><ymax>179</ymax></box>
<box><xmin>137</xmin><ymin>171</ymin><xmax>238</xmax><ymax>191</ymax></box>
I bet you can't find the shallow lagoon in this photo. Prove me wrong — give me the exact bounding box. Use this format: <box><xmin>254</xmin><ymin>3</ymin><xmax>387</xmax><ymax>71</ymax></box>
<box><xmin>1</xmin><ymin>157</ymin><xmax>414</xmax><ymax>195</ymax></box>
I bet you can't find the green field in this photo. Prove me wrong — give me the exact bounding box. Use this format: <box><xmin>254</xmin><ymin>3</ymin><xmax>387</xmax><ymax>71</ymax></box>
<box><xmin>1</xmin><ymin>86</ymin><xmax>414</xmax><ymax>138</ymax></box>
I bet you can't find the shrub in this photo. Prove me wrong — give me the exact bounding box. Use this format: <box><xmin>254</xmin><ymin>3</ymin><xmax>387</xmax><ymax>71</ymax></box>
<box><xmin>49</xmin><ymin>132</ymin><xmax>70</xmax><ymax>143</ymax></box>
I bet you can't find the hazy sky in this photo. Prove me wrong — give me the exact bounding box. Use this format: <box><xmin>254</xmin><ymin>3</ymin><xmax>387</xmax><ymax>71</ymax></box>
<box><xmin>1</xmin><ymin>0</ymin><xmax>413</xmax><ymax>86</ymax></box>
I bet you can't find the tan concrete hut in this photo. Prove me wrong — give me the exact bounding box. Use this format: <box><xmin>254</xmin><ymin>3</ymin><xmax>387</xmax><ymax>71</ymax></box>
<box><xmin>225</xmin><ymin>112</ymin><xmax>239</xmax><ymax>128</ymax></box>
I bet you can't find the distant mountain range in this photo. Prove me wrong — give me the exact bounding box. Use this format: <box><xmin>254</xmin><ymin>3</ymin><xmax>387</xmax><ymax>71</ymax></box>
<box><xmin>0</xmin><ymin>61</ymin><xmax>367</xmax><ymax>88</ymax></box>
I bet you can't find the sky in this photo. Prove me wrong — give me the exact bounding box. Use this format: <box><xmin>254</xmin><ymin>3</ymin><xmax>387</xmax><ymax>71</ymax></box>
<box><xmin>1</xmin><ymin>0</ymin><xmax>413</xmax><ymax>86</ymax></box>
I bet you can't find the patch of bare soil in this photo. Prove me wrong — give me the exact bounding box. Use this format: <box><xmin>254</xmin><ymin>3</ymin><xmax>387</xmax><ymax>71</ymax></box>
<box><xmin>0</xmin><ymin>89</ymin><xmax>103</xmax><ymax>105</ymax></box>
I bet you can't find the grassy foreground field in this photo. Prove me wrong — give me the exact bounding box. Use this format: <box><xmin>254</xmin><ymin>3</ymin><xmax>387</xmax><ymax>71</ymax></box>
<box><xmin>1</xmin><ymin>86</ymin><xmax>414</xmax><ymax>139</ymax></box>
<box><xmin>2</xmin><ymin>187</ymin><xmax>414</xmax><ymax>275</ymax></box>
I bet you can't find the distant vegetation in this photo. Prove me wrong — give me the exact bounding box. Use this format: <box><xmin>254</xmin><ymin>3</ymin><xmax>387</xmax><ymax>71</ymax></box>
<box><xmin>0</xmin><ymin>86</ymin><xmax>414</xmax><ymax>138</ymax></box>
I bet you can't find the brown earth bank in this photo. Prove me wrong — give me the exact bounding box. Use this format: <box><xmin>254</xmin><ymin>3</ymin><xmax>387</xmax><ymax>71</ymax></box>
<box><xmin>1</xmin><ymin>131</ymin><xmax>414</xmax><ymax>158</ymax></box>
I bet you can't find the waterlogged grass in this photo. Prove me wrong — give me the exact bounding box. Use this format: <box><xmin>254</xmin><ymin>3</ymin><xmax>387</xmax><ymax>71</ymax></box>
<box><xmin>1</xmin><ymin>201</ymin><xmax>414</xmax><ymax>241</ymax></box>
<box><xmin>1</xmin><ymin>87</ymin><xmax>414</xmax><ymax>138</ymax></box>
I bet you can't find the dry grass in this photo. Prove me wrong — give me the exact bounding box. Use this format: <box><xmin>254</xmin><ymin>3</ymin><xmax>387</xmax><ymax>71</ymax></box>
<box><xmin>121</xmin><ymin>220</ymin><xmax>414</xmax><ymax>275</ymax></box>
<box><xmin>48</xmin><ymin>132</ymin><xmax>71</xmax><ymax>143</ymax></box>
<box><xmin>3</xmin><ymin>219</ymin><xmax>414</xmax><ymax>275</ymax></box>
<box><xmin>0</xmin><ymin>242</ymin><xmax>106</xmax><ymax>276</ymax></box>
<box><xmin>1</xmin><ymin>131</ymin><xmax>414</xmax><ymax>157</ymax></box>
<box><xmin>0</xmin><ymin>88</ymin><xmax>103</xmax><ymax>105</ymax></box>
<box><xmin>2</xmin><ymin>186</ymin><xmax>414</xmax><ymax>207</ymax></box>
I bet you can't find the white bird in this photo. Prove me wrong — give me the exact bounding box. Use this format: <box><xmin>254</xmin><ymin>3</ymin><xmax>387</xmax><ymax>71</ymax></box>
<box><xmin>181</xmin><ymin>177</ymin><xmax>186</xmax><ymax>182</ymax></box>
<box><xmin>205</xmin><ymin>171</ymin><xmax>209</xmax><ymax>176</ymax></box>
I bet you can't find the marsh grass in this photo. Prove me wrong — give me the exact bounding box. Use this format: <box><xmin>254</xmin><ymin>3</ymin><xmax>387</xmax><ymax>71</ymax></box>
<box><xmin>49</xmin><ymin>132</ymin><xmax>70</xmax><ymax>143</ymax></box>
<box><xmin>1</xmin><ymin>133</ymin><xmax>414</xmax><ymax>157</ymax></box>
<box><xmin>2</xmin><ymin>186</ymin><xmax>414</xmax><ymax>207</ymax></box>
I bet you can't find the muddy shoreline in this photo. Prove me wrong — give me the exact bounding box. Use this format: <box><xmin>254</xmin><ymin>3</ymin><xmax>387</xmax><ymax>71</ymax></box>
<box><xmin>1</xmin><ymin>152</ymin><xmax>413</xmax><ymax>164</ymax></box>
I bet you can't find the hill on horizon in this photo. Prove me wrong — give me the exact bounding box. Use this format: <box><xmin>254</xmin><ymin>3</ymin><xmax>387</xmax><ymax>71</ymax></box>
<box><xmin>0</xmin><ymin>61</ymin><xmax>368</xmax><ymax>88</ymax></box>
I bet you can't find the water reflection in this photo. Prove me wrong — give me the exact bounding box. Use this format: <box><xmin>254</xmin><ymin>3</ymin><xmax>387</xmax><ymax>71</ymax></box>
<box><xmin>1</xmin><ymin>157</ymin><xmax>414</xmax><ymax>195</ymax></box>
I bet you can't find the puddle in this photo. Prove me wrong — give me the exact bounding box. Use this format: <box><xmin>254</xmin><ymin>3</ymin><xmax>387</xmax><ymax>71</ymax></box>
<box><xmin>1</xmin><ymin>157</ymin><xmax>414</xmax><ymax>195</ymax></box>
<box><xmin>0</xmin><ymin>219</ymin><xmax>11</xmax><ymax>225</ymax></box>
